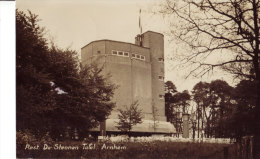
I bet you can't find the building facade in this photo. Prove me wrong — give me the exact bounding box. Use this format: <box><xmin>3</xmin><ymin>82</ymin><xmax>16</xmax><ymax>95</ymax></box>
<box><xmin>81</xmin><ymin>31</ymin><xmax>175</xmax><ymax>134</ymax></box>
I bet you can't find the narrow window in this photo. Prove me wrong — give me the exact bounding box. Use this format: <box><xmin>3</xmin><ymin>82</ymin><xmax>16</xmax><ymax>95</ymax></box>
<box><xmin>159</xmin><ymin>95</ymin><xmax>164</xmax><ymax>99</ymax></box>
<box><xmin>158</xmin><ymin>75</ymin><xmax>164</xmax><ymax>81</ymax></box>
<box><xmin>124</xmin><ymin>52</ymin><xmax>129</xmax><ymax>57</ymax></box>
<box><xmin>132</xmin><ymin>54</ymin><xmax>136</xmax><ymax>58</ymax></box>
<box><xmin>136</xmin><ymin>54</ymin><xmax>140</xmax><ymax>59</ymax></box>
<box><xmin>140</xmin><ymin>55</ymin><xmax>145</xmax><ymax>60</ymax></box>
<box><xmin>158</xmin><ymin>58</ymin><xmax>164</xmax><ymax>62</ymax></box>
<box><xmin>112</xmin><ymin>50</ymin><xmax>117</xmax><ymax>55</ymax></box>
<box><xmin>118</xmin><ymin>51</ymin><xmax>123</xmax><ymax>56</ymax></box>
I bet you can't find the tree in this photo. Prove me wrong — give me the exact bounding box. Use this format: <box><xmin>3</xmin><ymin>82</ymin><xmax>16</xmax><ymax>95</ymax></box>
<box><xmin>159</xmin><ymin>0</ymin><xmax>259</xmax><ymax>80</ymax></box>
<box><xmin>49</xmin><ymin>62</ymin><xmax>116</xmax><ymax>139</ymax></box>
<box><xmin>116</xmin><ymin>101</ymin><xmax>143</xmax><ymax>137</ymax></box>
<box><xmin>174</xmin><ymin>90</ymin><xmax>191</xmax><ymax>113</ymax></box>
<box><xmin>192</xmin><ymin>80</ymin><xmax>234</xmax><ymax>138</ymax></box>
<box><xmin>222</xmin><ymin>61</ymin><xmax>256</xmax><ymax>80</ymax></box>
<box><xmin>165</xmin><ymin>81</ymin><xmax>177</xmax><ymax>124</ymax></box>
<box><xmin>165</xmin><ymin>81</ymin><xmax>191</xmax><ymax>137</ymax></box>
<box><xmin>47</xmin><ymin>45</ymin><xmax>117</xmax><ymax>139</ymax></box>
<box><xmin>192</xmin><ymin>82</ymin><xmax>209</xmax><ymax>138</ymax></box>
<box><xmin>229</xmin><ymin>80</ymin><xmax>257</xmax><ymax>140</ymax></box>
<box><xmin>16</xmin><ymin>9</ymin><xmax>57</xmax><ymax>137</ymax></box>
<box><xmin>165</xmin><ymin>81</ymin><xmax>177</xmax><ymax>94</ymax></box>
<box><xmin>16</xmin><ymin>10</ymin><xmax>116</xmax><ymax>140</ymax></box>
<box><xmin>208</xmin><ymin>80</ymin><xmax>234</xmax><ymax>138</ymax></box>
<box><xmin>159</xmin><ymin>1</ymin><xmax>260</xmax><ymax>157</ymax></box>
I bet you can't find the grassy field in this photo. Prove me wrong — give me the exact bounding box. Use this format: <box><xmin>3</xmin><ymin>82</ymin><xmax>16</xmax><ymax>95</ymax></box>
<box><xmin>17</xmin><ymin>140</ymin><xmax>238</xmax><ymax>159</ymax></box>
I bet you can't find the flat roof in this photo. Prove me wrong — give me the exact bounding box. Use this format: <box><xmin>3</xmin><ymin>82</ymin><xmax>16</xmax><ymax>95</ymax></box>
<box><xmin>81</xmin><ymin>39</ymin><xmax>150</xmax><ymax>50</ymax></box>
<box><xmin>143</xmin><ymin>30</ymin><xmax>164</xmax><ymax>36</ymax></box>
<box><xmin>81</xmin><ymin>31</ymin><xmax>164</xmax><ymax>49</ymax></box>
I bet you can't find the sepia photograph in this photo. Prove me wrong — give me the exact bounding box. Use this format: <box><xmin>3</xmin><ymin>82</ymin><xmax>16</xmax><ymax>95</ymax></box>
<box><xmin>14</xmin><ymin>0</ymin><xmax>260</xmax><ymax>158</ymax></box>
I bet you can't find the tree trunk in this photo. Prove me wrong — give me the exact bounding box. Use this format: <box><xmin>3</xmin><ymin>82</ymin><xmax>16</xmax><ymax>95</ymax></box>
<box><xmin>254</xmin><ymin>80</ymin><xmax>260</xmax><ymax>159</ymax></box>
<box><xmin>202</xmin><ymin>108</ymin><xmax>204</xmax><ymax>138</ymax></box>
<box><xmin>197</xmin><ymin>105</ymin><xmax>200</xmax><ymax>138</ymax></box>
<box><xmin>252</xmin><ymin>1</ymin><xmax>260</xmax><ymax>158</ymax></box>
<box><xmin>128</xmin><ymin>129</ymin><xmax>131</xmax><ymax>138</ymax></box>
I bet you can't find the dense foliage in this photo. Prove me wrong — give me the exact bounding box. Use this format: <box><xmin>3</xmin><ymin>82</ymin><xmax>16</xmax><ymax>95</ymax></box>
<box><xmin>165</xmin><ymin>81</ymin><xmax>191</xmax><ymax>137</ymax></box>
<box><xmin>192</xmin><ymin>80</ymin><xmax>234</xmax><ymax>138</ymax></box>
<box><xmin>165</xmin><ymin>79</ymin><xmax>256</xmax><ymax>140</ymax></box>
<box><xmin>229</xmin><ymin>80</ymin><xmax>257</xmax><ymax>140</ymax></box>
<box><xmin>16</xmin><ymin>10</ymin><xmax>116</xmax><ymax>140</ymax></box>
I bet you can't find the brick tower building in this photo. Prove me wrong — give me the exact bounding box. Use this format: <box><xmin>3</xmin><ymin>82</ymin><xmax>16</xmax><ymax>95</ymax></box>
<box><xmin>81</xmin><ymin>31</ymin><xmax>175</xmax><ymax>135</ymax></box>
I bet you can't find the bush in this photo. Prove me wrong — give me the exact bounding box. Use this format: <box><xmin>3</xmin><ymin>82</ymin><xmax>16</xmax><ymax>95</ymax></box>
<box><xmin>17</xmin><ymin>130</ymin><xmax>55</xmax><ymax>157</ymax></box>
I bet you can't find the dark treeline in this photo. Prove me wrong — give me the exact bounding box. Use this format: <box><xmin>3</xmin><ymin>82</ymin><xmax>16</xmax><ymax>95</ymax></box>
<box><xmin>165</xmin><ymin>79</ymin><xmax>257</xmax><ymax>140</ymax></box>
<box><xmin>16</xmin><ymin>9</ymin><xmax>116</xmax><ymax>141</ymax></box>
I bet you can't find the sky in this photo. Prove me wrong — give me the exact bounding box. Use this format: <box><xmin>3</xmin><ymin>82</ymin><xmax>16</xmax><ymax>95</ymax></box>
<box><xmin>16</xmin><ymin>0</ymin><xmax>237</xmax><ymax>92</ymax></box>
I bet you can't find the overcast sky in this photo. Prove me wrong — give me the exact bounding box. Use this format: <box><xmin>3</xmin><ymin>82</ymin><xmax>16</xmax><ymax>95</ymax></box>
<box><xmin>16</xmin><ymin>0</ymin><xmax>237</xmax><ymax>92</ymax></box>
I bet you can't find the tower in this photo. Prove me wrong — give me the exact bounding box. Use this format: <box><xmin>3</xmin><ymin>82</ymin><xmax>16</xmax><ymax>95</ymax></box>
<box><xmin>141</xmin><ymin>31</ymin><xmax>166</xmax><ymax>121</ymax></box>
<box><xmin>81</xmin><ymin>31</ymin><xmax>175</xmax><ymax>135</ymax></box>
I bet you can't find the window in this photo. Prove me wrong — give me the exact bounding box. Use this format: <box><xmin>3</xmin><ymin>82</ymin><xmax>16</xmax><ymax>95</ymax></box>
<box><xmin>159</xmin><ymin>95</ymin><xmax>164</xmax><ymax>99</ymax></box>
<box><xmin>118</xmin><ymin>51</ymin><xmax>123</xmax><ymax>56</ymax></box>
<box><xmin>158</xmin><ymin>58</ymin><xmax>164</xmax><ymax>62</ymax></box>
<box><xmin>97</xmin><ymin>51</ymin><xmax>101</xmax><ymax>54</ymax></box>
<box><xmin>111</xmin><ymin>50</ymin><xmax>146</xmax><ymax>61</ymax></box>
<box><xmin>112</xmin><ymin>50</ymin><xmax>117</xmax><ymax>55</ymax></box>
<box><xmin>131</xmin><ymin>53</ymin><xmax>145</xmax><ymax>61</ymax></box>
<box><xmin>158</xmin><ymin>75</ymin><xmax>164</xmax><ymax>81</ymax></box>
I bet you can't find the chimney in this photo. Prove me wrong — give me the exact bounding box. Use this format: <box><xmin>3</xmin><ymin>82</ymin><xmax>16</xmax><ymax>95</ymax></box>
<box><xmin>135</xmin><ymin>34</ymin><xmax>143</xmax><ymax>47</ymax></box>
